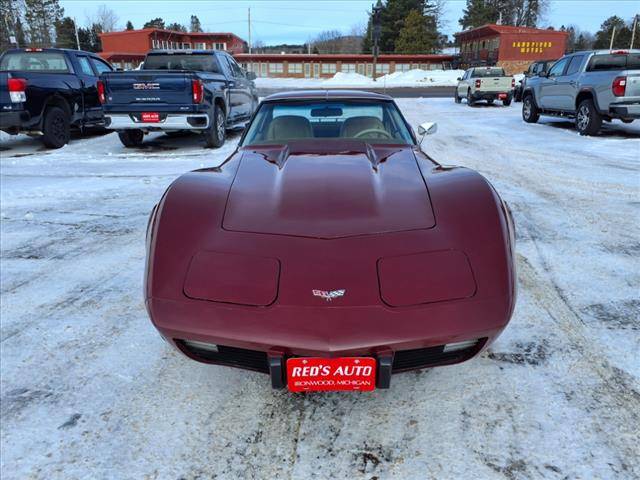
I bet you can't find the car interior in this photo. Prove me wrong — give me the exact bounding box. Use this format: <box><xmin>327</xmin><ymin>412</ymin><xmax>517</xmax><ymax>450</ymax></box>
<box><xmin>243</xmin><ymin>102</ymin><xmax>414</xmax><ymax>145</ymax></box>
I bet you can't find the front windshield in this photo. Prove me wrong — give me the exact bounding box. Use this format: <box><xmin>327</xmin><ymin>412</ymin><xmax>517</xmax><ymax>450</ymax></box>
<box><xmin>241</xmin><ymin>100</ymin><xmax>414</xmax><ymax>146</ymax></box>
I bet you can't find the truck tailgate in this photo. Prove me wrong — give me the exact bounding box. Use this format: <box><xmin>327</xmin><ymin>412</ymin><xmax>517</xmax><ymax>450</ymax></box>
<box><xmin>101</xmin><ymin>71</ymin><xmax>193</xmax><ymax>105</ymax></box>
<box><xmin>478</xmin><ymin>77</ymin><xmax>512</xmax><ymax>92</ymax></box>
<box><xmin>624</xmin><ymin>72</ymin><xmax>640</xmax><ymax>99</ymax></box>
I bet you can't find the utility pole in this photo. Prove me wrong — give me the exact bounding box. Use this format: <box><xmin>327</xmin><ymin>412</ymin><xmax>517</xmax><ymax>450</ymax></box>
<box><xmin>73</xmin><ymin>17</ymin><xmax>80</xmax><ymax>50</ymax></box>
<box><xmin>371</xmin><ymin>0</ymin><xmax>382</xmax><ymax>81</ymax></box>
<box><xmin>631</xmin><ymin>14</ymin><xmax>638</xmax><ymax>49</ymax></box>
<box><xmin>609</xmin><ymin>25</ymin><xmax>616</xmax><ymax>51</ymax></box>
<box><xmin>248</xmin><ymin>7</ymin><xmax>251</xmax><ymax>54</ymax></box>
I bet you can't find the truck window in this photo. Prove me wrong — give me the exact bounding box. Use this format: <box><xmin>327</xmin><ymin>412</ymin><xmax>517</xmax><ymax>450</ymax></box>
<box><xmin>91</xmin><ymin>57</ymin><xmax>112</xmax><ymax>74</ymax></box>
<box><xmin>471</xmin><ymin>67</ymin><xmax>505</xmax><ymax>77</ymax></box>
<box><xmin>565</xmin><ymin>55</ymin><xmax>584</xmax><ymax>76</ymax></box>
<box><xmin>548</xmin><ymin>58</ymin><xmax>569</xmax><ymax>77</ymax></box>
<box><xmin>77</xmin><ymin>57</ymin><xmax>95</xmax><ymax>76</ymax></box>
<box><xmin>587</xmin><ymin>53</ymin><xmax>640</xmax><ymax>71</ymax></box>
<box><xmin>0</xmin><ymin>52</ymin><xmax>70</xmax><ymax>72</ymax></box>
<box><xmin>143</xmin><ymin>54</ymin><xmax>221</xmax><ymax>73</ymax></box>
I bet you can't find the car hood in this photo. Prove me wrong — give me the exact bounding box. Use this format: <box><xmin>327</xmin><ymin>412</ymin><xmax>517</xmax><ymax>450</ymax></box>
<box><xmin>223</xmin><ymin>140</ymin><xmax>435</xmax><ymax>238</ymax></box>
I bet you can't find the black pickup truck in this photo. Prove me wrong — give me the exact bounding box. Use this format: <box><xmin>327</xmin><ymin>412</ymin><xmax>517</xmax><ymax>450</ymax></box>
<box><xmin>99</xmin><ymin>50</ymin><xmax>258</xmax><ymax>148</ymax></box>
<box><xmin>0</xmin><ymin>48</ymin><xmax>113</xmax><ymax>148</ymax></box>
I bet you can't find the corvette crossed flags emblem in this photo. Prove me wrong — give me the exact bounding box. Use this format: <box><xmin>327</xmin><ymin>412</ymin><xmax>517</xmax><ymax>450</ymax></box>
<box><xmin>312</xmin><ymin>289</ymin><xmax>346</xmax><ymax>301</ymax></box>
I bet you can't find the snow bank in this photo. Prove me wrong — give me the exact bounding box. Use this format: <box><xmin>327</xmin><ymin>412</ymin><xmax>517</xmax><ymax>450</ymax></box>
<box><xmin>255</xmin><ymin>69</ymin><xmax>465</xmax><ymax>89</ymax></box>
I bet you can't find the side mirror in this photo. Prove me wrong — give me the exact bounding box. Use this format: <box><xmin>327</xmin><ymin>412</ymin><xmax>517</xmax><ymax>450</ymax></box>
<box><xmin>456</xmin><ymin>77</ymin><xmax>462</xmax><ymax>81</ymax></box>
<box><xmin>538</xmin><ymin>71</ymin><xmax>548</xmax><ymax>77</ymax></box>
<box><xmin>246</xmin><ymin>71</ymin><xmax>257</xmax><ymax>80</ymax></box>
<box><xmin>418</xmin><ymin>122</ymin><xmax>437</xmax><ymax>136</ymax></box>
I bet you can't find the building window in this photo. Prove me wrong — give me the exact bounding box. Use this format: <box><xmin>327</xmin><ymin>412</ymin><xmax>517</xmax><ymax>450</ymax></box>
<box><xmin>195</xmin><ymin>42</ymin><xmax>206</xmax><ymax>49</ymax></box>
<box><xmin>341</xmin><ymin>63</ymin><xmax>356</xmax><ymax>73</ymax></box>
<box><xmin>357</xmin><ymin>64</ymin><xmax>365</xmax><ymax>75</ymax></box>
<box><xmin>215</xmin><ymin>42</ymin><xmax>226</xmax><ymax>50</ymax></box>
<box><xmin>260</xmin><ymin>63</ymin><xmax>268</xmax><ymax>76</ymax></box>
<box><xmin>395</xmin><ymin>63</ymin><xmax>411</xmax><ymax>72</ymax></box>
<box><xmin>182</xmin><ymin>42</ymin><xmax>191</xmax><ymax>49</ymax></box>
<box><xmin>375</xmin><ymin>63</ymin><xmax>389</xmax><ymax>74</ymax></box>
<box><xmin>288</xmin><ymin>63</ymin><xmax>303</xmax><ymax>74</ymax></box>
<box><xmin>366</xmin><ymin>63</ymin><xmax>373</xmax><ymax>77</ymax></box>
<box><xmin>321</xmin><ymin>63</ymin><xmax>336</xmax><ymax>74</ymax></box>
<box><xmin>269</xmin><ymin>63</ymin><xmax>283</xmax><ymax>73</ymax></box>
<box><xmin>151</xmin><ymin>39</ymin><xmax>159</xmax><ymax>48</ymax></box>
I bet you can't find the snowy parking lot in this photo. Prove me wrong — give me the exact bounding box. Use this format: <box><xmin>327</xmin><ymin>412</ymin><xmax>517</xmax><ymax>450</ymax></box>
<box><xmin>1</xmin><ymin>98</ymin><xmax>639</xmax><ymax>479</ymax></box>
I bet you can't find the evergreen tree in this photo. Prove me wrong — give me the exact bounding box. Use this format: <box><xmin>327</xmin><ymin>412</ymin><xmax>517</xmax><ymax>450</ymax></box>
<box><xmin>593</xmin><ymin>16</ymin><xmax>632</xmax><ymax>49</ymax></box>
<box><xmin>126</xmin><ymin>20</ymin><xmax>134</xmax><ymax>30</ymax></box>
<box><xmin>143</xmin><ymin>18</ymin><xmax>165</xmax><ymax>29</ymax></box>
<box><xmin>459</xmin><ymin>0</ymin><xmax>498</xmax><ymax>29</ymax></box>
<box><xmin>362</xmin><ymin>0</ymin><xmax>442</xmax><ymax>53</ymax></box>
<box><xmin>77</xmin><ymin>23</ymin><xmax>102</xmax><ymax>52</ymax></box>
<box><xmin>166</xmin><ymin>22</ymin><xmax>186</xmax><ymax>32</ymax></box>
<box><xmin>24</xmin><ymin>0</ymin><xmax>63</xmax><ymax>47</ymax></box>
<box><xmin>395</xmin><ymin>9</ymin><xmax>438</xmax><ymax>53</ymax></box>
<box><xmin>55</xmin><ymin>16</ymin><xmax>76</xmax><ymax>48</ymax></box>
<box><xmin>190</xmin><ymin>15</ymin><xmax>202</xmax><ymax>32</ymax></box>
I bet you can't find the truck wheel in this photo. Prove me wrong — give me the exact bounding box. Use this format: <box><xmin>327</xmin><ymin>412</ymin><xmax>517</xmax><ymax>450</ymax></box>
<box><xmin>576</xmin><ymin>99</ymin><xmax>602</xmax><ymax>136</ymax></box>
<box><xmin>466</xmin><ymin>90</ymin><xmax>475</xmax><ymax>106</ymax></box>
<box><xmin>41</xmin><ymin>106</ymin><xmax>70</xmax><ymax>149</ymax></box>
<box><xmin>204</xmin><ymin>104</ymin><xmax>226</xmax><ymax>148</ymax></box>
<box><xmin>118</xmin><ymin>129</ymin><xmax>144</xmax><ymax>147</ymax></box>
<box><xmin>522</xmin><ymin>95</ymin><xmax>539</xmax><ymax>123</ymax></box>
<box><xmin>503</xmin><ymin>95</ymin><xmax>512</xmax><ymax>106</ymax></box>
<box><xmin>454</xmin><ymin>89</ymin><xmax>461</xmax><ymax>104</ymax></box>
<box><xmin>514</xmin><ymin>89</ymin><xmax>522</xmax><ymax>102</ymax></box>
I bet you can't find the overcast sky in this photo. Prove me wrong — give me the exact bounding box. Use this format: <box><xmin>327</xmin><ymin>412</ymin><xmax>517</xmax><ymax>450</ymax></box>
<box><xmin>59</xmin><ymin>0</ymin><xmax>640</xmax><ymax>45</ymax></box>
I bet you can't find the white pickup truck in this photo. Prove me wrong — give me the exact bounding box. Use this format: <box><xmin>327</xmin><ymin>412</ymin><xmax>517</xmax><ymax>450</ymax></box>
<box><xmin>455</xmin><ymin>67</ymin><xmax>515</xmax><ymax>106</ymax></box>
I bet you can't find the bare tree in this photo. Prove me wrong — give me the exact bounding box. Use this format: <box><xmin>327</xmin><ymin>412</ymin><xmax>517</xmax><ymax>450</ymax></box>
<box><xmin>311</xmin><ymin>28</ymin><xmax>364</xmax><ymax>54</ymax></box>
<box><xmin>87</xmin><ymin>4</ymin><xmax>119</xmax><ymax>32</ymax></box>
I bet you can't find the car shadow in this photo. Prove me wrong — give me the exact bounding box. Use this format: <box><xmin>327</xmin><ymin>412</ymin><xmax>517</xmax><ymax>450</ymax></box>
<box><xmin>127</xmin><ymin>129</ymin><xmax>244</xmax><ymax>152</ymax></box>
<box><xmin>541</xmin><ymin>119</ymin><xmax>640</xmax><ymax>139</ymax></box>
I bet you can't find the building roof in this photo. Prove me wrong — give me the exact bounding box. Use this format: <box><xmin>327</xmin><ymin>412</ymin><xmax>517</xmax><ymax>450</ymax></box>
<box><xmin>455</xmin><ymin>24</ymin><xmax>570</xmax><ymax>40</ymax></box>
<box><xmin>235</xmin><ymin>53</ymin><xmax>453</xmax><ymax>61</ymax></box>
<box><xmin>99</xmin><ymin>28</ymin><xmax>245</xmax><ymax>41</ymax></box>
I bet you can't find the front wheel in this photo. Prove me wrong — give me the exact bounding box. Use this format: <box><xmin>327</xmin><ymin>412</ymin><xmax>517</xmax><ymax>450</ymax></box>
<box><xmin>503</xmin><ymin>95</ymin><xmax>512</xmax><ymax>107</ymax></box>
<box><xmin>118</xmin><ymin>129</ymin><xmax>144</xmax><ymax>147</ymax></box>
<box><xmin>41</xmin><ymin>106</ymin><xmax>70</xmax><ymax>149</ymax></box>
<box><xmin>522</xmin><ymin>95</ymin><xmax>539</xmax><ymax>123</ymax></box>
<box><xmin>204</xmin><ymin>104</ymin><xmax>226</xmax><ymax>148</ymax></box>
<box><xmin>454</xmin><ymin>89</ymin><xmax>461</xmax><ymax>104</ymax></box>
<box><xmin>575</xmin><ymin>99</ymin><xmax>602</xmax><ymax>136</ymax></box>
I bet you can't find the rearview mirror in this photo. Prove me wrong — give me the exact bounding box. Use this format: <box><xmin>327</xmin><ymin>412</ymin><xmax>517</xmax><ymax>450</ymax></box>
<box><xmin>418</xmin><ymin>122</ymin><xmax>437</xmax><ymax>136</ymax></box>
<box><xmin>246</xmin><ymin>71</ymin><xmax>257</xmax><ymax>80</ymax></box>
<box><xmin>457</xmin><ymin>77</ymin><xmax>462</xmax><ymax>81</ymax></box>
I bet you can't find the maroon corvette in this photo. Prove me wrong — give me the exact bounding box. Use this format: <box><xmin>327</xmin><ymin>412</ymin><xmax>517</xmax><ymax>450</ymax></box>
<box><xmin>145</xmin><ymin>90</ymin><xmax>516</xmax><ymax>392</ymax></box>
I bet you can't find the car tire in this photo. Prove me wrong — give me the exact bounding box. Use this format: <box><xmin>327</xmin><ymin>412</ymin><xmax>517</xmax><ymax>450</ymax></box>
<box><xmin>454</xmin><ymin>89</ymin><xmax>461</xmax><ymax>104</ymax></box>
<box><xmin>118</xmin><ymin>129</ymin><xmax>144</xmax><ymax>147</ymax></box>
<box><xmin>41</xmin><ymin>106</ymin><xmax>70</xmax><ymax>149</ymax></box>
<box><xmin>466</xmin><ymin>90</ymin><xmax>475</xmax><ymax>106</ymax></box>
<box><xmin>514</xmin><ymin>89</ymin><xmax>522</xmax><ymax>102</ymax></box>
<box><xmin>522</xmin><ymin>95</ymin><xmax>540</xmax><ymax>123</ymax></box>
<box><xmin>503</xmin><ymin>96</ymin><xmax>512</xmax><ymax>107</ymax></box>
<box><xmin>575</xmin><ymin>99</ymin><xmax>602</xmax><ymax>136</ymax></box>
<box><xmin>621</xmin><ymin>119</ymin><xmax>634</xmax><ymax>124</ymax></box>
<box><xmin>204</xmin><ymin>104</ymin><xmax>226</xmax><ymax>148</ymax></box>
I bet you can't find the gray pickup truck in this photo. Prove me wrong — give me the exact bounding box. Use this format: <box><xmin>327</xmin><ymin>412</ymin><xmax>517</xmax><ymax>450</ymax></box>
<box><xmin>522</xmin><ymin>49</ymin><xmax>639</xmax><ymax>135</ymax></box>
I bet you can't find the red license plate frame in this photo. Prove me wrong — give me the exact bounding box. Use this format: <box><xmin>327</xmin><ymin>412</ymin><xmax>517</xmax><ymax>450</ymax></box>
<box><xmin>141</xmin><ymin>112</ymin><xmax>160</xmax><ymax>123</ymax></box>
<box><xmin>287</xmin><ymin>357</ymin><xmax>377</xmax><ymax>392</ymax></box>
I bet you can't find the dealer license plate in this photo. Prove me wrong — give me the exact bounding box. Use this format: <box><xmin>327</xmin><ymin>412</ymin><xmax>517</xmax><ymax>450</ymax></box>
<box><xmin>141</xmin><ymin>112</ymin><xmax>160</xmax><ymax>122</ymax></box>
<box><xmin>287</xmin><ymin>357</ymin><xmax>376</xmax><ymax>392</ymax></box>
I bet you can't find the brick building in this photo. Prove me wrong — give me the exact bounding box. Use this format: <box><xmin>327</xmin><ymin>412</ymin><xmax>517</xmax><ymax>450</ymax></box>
<box><xmin>99</xmin><ymin>28</ymin><xmax>247</xmax><ymax>69</ymax></box>
<box><xmin>455</xmin><ymin>24</ymin><xmax>568</xmax><ymax>75</ymax></box>
<box><xmin>234</xmin><ymin>53</ymin><xmax>455</xmax><ymax>78</ymax></box>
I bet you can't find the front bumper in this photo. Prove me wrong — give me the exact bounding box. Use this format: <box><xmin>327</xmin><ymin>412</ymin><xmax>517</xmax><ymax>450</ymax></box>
<box><xmin>609</xmin><ymin>102</ymin><xmax>640</xmax><ymax>119</ymax></box>
<box><xmin>147</xmin><ymin>295</ymin><xmax>509</xmax><ymax>389</ymax></box>
<box><xmin>104</xmin><ymin>113</ymin><xmax>210</xmax><ymax>130</ymax></box>
<box><xmin>0</xmin><ymin>109</ymin><xmax>30</xmax><ymax>133</ymax></box>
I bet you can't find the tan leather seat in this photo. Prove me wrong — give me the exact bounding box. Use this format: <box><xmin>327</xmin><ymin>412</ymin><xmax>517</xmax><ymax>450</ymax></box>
<box><xmin>341</xmin><ymin>116</ymin><xmax>386</xmax><ymax>138</ymax></box>
<box><xmin>267</xmin><ymin>115</ymin><xmax>313</xmax><ymax>140</ymax></box>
